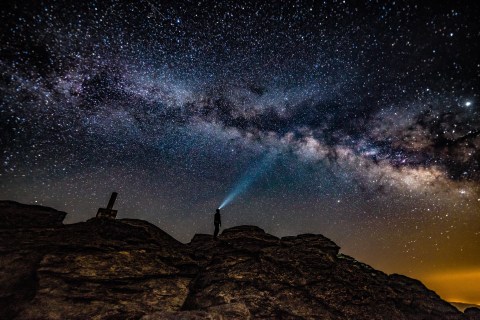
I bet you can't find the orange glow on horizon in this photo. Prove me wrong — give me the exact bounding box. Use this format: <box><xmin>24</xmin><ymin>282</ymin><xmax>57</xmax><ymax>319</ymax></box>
<box><xmin>420</xmin><ymin>269</ymin><xmax>480</xmax><ymax>305</ymax></box>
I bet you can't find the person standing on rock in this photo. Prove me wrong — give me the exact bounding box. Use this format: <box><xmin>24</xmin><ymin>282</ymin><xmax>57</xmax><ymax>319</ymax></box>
<box><xmin>214</xmin><ymin>208</ymin><xmax>221</xmax><ymax>239</ymax></box>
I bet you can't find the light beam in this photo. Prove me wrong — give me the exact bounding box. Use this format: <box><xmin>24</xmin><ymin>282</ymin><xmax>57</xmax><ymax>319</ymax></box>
<box><xmin>218</xmin><ymin>152</ymin><xmax>277</xmax><ymax>209</ymax></box>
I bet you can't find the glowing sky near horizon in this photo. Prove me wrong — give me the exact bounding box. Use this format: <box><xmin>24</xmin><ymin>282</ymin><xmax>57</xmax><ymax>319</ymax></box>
<box><xmin>1</xmin><ymin>0</ymin><xmax>479</xmax><ymax>304</ymax></box>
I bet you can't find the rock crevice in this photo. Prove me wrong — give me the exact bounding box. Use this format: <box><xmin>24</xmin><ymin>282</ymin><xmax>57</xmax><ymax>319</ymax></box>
<box><xmin>1</xmin><ymin>201</ymin><xmax>478</xmax><ymax>319</ymax></box>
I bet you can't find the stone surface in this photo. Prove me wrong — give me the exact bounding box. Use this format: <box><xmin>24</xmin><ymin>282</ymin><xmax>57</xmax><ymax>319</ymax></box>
<box><xmin>0</xmin><ymin>202</ymin><xmax>470</xmax><ymax>319</ymax></box>
<box><xmin>0</xmin><ymin>201</ymin><xmax>66</xmax><ymax>228</ymax></box>
<box><xmin>464</xmin><ymin>307</ymin><xmax>480</xmax><ymax>320</ymax></box>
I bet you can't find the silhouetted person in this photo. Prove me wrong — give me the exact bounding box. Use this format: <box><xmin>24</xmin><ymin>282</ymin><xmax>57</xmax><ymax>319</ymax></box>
<box><xmin>214</xmin><ymin>208</ymin><xmax>221</xmax><ymax>239</ymax></box>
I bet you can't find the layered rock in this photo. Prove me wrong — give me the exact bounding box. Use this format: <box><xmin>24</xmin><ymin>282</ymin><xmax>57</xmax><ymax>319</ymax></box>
<box><xmin>184</xmin><ymin>226</ymin><xmax>461</xmax><ymax>320</ymax></box>
<box><xmin>0</xmin><ymin>201</ymin><xmax>476</xmax><ymax>319</ymax></box>
<box><xmin>0</xmin><ymin>201</ymin><xmax>66</xmax><ymax>229</ymax></box>
<box><xmin>1</xmin><ymin>202</ymin><xmax>196</xmax><ymax>319</ymax></box>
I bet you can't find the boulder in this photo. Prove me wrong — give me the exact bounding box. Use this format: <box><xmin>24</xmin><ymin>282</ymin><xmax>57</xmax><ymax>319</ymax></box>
<box><xmin>0</xmin><ymin>201</ymin><xmax>66</xmax><ymax>229</ymax></box>
<box><xmin>465</xmin><ymin>307</ymin><xmax>480</xmax><ymax>320</ymax></box>
<box><xmin>0</xmin><ymin>201</ymin><xmax>468</xmax><ymax>319</ymax></box>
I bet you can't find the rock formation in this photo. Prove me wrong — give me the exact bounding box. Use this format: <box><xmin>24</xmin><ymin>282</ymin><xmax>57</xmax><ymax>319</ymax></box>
<box><xmin>0</xmin><ymin>200</ymin><xmax>477</xmax><ymax>319</ymax></box>
<box><xmin>0</xmin><ymin>201</ymin><xmax>66</xmax><ymax>229</ymax></box>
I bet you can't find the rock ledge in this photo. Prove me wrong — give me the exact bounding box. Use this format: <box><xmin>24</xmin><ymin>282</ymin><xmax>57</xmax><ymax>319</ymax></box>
<box><xmin>0</xmin><ymin>201</ymin><xmax>474</xmax><ymax>319</ymax></box>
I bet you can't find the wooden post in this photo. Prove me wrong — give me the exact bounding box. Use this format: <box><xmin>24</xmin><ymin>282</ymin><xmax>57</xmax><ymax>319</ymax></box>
<box><xmin>96</xmin><ymin>192</ymin><xmax>118</xmax><ymax>219</ymax></box>
<box><xmin>106</xmin><ymin>192</ymin><xmax>118</xmax><ymax>210</ymax></box>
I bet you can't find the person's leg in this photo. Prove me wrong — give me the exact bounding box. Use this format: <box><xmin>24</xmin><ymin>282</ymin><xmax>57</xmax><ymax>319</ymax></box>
<box><xmin>214</xmin><ymin>224</ymin><xmax>219</xmax><ymax>239</ymax></box>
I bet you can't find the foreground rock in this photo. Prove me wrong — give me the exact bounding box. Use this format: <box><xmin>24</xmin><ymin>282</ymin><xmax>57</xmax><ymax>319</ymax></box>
<box><xmin>0</xmin><ymin>201</ymin><xmax>475</xmax><ymax>319</ymax></box>
<box><xmin>0</xmin><ymin>201</ymin><xmax>66</xmax><ymax>229</ymax></box>
<box><xmin>464</xmin><ymin>308</ymin><xmax>480</xmax><ymax>320</ymax></box>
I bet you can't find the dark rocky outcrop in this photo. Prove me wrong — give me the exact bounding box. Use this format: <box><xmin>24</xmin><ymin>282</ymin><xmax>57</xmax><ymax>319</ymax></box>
<box><xmin>0</xmin><ymin>201</ymin><xmax>471</xmax><ymax>319</ymax></box>
<box><xmin>0</xmin><ymin>201</ymin><xmax>66</xmax><ymax>229</ymax></box>
<box><xmin>464</xmin><ymin>307</ymin><xmax>480</xmax><ymax>320</ymax></box>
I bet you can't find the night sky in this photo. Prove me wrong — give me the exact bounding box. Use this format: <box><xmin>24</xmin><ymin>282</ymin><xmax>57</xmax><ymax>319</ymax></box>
<box><xmin>1</xmin><ymin>0</ymin><xmax>479</xmax><ymax>304</ymax></box>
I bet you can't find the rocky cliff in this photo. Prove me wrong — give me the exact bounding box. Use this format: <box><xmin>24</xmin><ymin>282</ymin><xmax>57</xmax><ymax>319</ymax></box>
<box><xmin>1</xmin><ymin>200</ymin><xmax>479</xmax><ymax>320</ymax></box>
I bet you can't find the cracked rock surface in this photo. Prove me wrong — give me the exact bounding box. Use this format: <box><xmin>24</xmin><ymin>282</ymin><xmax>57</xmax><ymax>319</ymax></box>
<box><xmin>1</xmin><ymin>201</ymin><xmax>476</xmax><ymax>319</ymax></box>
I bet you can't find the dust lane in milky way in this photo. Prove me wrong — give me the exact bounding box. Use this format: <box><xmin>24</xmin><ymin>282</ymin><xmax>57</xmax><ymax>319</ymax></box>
<box><xmin>1</xmin><ymin>0</ymin><xmax>479</xmax><ymax>304</ymax></box>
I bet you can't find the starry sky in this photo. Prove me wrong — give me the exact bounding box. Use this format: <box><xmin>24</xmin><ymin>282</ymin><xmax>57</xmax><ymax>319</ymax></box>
<box><xmin>1</xmin><ymin>0</ymin><xmax>479</xmax><ymax>304</ymax></box>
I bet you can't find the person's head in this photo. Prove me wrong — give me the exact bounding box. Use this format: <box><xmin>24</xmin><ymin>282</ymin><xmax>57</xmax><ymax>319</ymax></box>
<box><xmin>216</xmin><ymin>208</ymin><xmax>220</xmax><ymax>214</ymax></box>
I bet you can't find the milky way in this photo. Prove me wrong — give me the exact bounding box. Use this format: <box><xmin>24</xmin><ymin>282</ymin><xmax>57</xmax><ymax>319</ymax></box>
<box><xmin>1</xmin><ymin>1</ymin><xmax>480</xmax><ymax>303</ymax></box>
